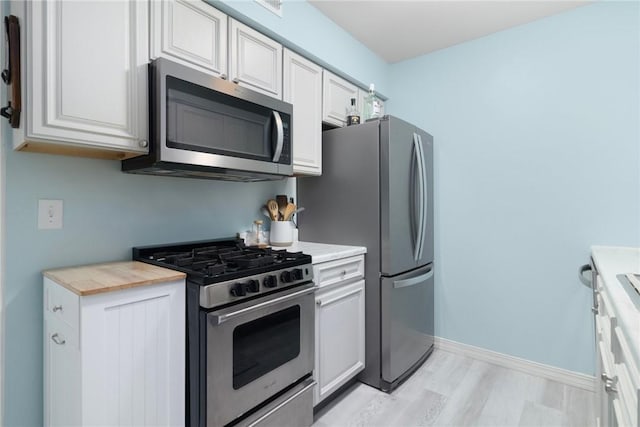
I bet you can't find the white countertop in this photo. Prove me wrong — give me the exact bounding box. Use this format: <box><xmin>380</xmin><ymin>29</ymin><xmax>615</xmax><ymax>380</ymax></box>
<box><xmin>591</xmin><ymin>246</ymin><xmax>640</xmax><ymax>370</ymax></box>
<box><xmin>274</xmin><ymin>241</ymin><xmax>366</xmax><ymax>264</ymax></box>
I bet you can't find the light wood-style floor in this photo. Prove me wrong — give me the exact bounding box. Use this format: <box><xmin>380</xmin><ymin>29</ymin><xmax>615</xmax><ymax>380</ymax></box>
<box><xmin>313</xmin><ymin>349</ymin><xmax>595</xmax><ymax>427</ymax></box>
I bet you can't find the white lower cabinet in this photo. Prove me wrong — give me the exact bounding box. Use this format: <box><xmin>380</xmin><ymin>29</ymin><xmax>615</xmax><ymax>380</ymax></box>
<box><xmin>313</xmin><ymin>255</ymin><xmax>365</xmax><ymax>406</ymax></box>
<box><xmin>592</xmin><ymin>263</ymin><xmax>640</xmax><ymax>427</ymax></box>
<box><xmin>43</xmin><ymin>277</ymin><xmax>185</xmax><ymax>426</ymax></box>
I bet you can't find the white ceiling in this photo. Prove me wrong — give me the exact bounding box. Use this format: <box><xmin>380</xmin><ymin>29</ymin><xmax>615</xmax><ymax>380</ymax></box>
<box><xmin>309</xmin><ymin>1</ymin><xmax>591</xmax><ymax>63</ymax></box>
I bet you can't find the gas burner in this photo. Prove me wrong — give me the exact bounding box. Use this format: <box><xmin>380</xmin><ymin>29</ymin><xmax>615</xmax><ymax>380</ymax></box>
<box><xmin>133</xmin><ymin>238</ymin><xmax>312</xmax><ymax>285</ymax></box>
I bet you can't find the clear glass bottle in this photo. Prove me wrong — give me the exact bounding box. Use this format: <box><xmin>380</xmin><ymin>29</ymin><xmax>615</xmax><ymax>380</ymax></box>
<box><xmin>253</xmin><ymin>220</ymin><xmax>266</xmax><ymax>246</ymax></box>
<box><xmin>346</xmin><ymin>97</ymin><xmax>360</xmax><ymax>126</ymax></box>
<box><xmin>363</xmin><ymin>83</ymin><xmax>381</xmax><ymax>120</ymax></box>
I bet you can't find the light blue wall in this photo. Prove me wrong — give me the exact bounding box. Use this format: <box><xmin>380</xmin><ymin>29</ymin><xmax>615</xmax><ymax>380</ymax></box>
<box><xmin>388</xmin><ymin>1</ymin><xmax>640</xmax><ymax>374</ymax></box>
<box><xmin>1</xmin><ymin>3</ymin><xmax>388</xmax><ymax>426</ymax></box>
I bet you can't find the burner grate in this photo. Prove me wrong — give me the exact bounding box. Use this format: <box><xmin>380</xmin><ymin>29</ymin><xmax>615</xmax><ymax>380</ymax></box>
<box><xmin>134</xmin><ymin>239</ymin><xmax>312</xmax><ymax>284</ymax></box>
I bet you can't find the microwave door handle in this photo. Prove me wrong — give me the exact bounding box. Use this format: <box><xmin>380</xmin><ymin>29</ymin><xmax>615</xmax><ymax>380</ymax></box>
<box><xmin>272</xmin><ymin>111</ymin><xmax>284</xmax><ymax>162</ymax></box>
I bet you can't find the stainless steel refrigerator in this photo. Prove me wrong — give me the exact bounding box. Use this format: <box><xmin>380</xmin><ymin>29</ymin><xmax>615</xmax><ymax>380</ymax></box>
<box><xmin>298</xmin><ymin>115</ymin><xmax>434</xmax><ymax>392</ymax></box>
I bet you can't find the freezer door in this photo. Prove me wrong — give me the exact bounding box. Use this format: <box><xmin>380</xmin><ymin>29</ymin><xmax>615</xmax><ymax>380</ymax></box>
<box><xmin>381</xmin><ymin>264</ymin><xmax>434</xmax><ymax>384</ymax></box>
<box><xmin>380</xmin><ymin>117</ymin><xmax>431</xmax><ymax>275</ymax></box>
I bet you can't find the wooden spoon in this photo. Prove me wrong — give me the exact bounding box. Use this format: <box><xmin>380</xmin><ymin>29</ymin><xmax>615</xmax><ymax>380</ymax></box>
<box><xmin>276</xmin><ymin>195</ymin><xmax>288</xmax><ymax>220</ymax></box>
<box><xmin>267</xmin><ymin>199</ymin><xmax>279</xmax><ymax>221</ymax></box>
<box><xmin>283</xmin><ymin>203</ymin><xmax>297</xmax><ymax>221</ymax></box>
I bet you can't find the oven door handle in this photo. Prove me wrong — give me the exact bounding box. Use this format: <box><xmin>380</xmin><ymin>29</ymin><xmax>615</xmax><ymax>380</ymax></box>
<box><xmin>208</xmin><ymin>285</ymin><xmax>318</xmax><ymax>325</ymax></box>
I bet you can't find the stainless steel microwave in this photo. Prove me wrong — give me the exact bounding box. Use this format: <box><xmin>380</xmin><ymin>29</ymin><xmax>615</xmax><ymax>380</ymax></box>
<box><xmin>122</xmin><ymin>58</ymin><xmax>293</xmax><ymax>181</ymax></box>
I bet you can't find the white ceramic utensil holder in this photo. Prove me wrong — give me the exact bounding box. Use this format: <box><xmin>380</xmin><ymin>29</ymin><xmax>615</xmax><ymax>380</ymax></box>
<box><xmin>270</xmin><ymin>221</ymin><xmax>293</xmax><ymax>246</ymax></box>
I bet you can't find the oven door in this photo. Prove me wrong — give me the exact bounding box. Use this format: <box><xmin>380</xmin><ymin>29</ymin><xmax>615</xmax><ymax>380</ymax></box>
<box><xmin>205</xmin><ymin>284</ymin><xmax>315</xmax><ymax>427</ymax></box>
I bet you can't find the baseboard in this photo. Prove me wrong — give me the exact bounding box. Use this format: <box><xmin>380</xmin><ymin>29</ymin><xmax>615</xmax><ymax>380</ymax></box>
<box><xmin>434</xmin><ymin>337</ymin><xmax>596</xmax><ymax>392</ymax></box>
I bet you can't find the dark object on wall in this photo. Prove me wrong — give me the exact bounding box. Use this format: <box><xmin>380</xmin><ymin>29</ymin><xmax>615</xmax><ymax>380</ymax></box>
<box><xmin>1</xmin><ymin>15</ymin><xmax>21</xmax><ymax>128</ymax></box>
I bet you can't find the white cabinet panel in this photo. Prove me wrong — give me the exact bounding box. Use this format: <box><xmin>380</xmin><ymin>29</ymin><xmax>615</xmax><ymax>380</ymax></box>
<box><xmin>283</xmin><ymin>49</ymin><xmax>322</xmax><ymax>176</ymax></box>
<box><xmin>43</xmin><ymin>278</ymin><xmax>185</xmax><ymax>426</ymax></box>
<box><xmin>314</xmin><ymin>280</ymin><xmax>365</xmax><ymax>405</ymax></box>
<box><xmin>151</xmin><ymin>0</ymin><xmax>228</xmax><ymax>77</ymax></box>
<box><xmin>322</xmin><ymin>71</ymin><xmax>358</xmax><ymax>127</ymax></box>
<box><xmin>15</xmin><ymin>0</ymin><xmax>149</xmax><ymax>158</ymax></box>
<box><xmin>229</xmin><ymin>18</ymin><xmax>282</xmax><ymax>99</ymax></box>
<box><xmin>313</xmin><ymin>254</ymin><xmax>366</xmax><ymax>406</ymax></box>
<box><xmin>44</xmin><ymin>320</ymin><xmax>81</xmax><ymax>427</ymax></box>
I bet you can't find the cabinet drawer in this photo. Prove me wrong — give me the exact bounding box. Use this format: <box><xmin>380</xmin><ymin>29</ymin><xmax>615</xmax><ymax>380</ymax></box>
<box><xmin>313</xmin><ymin>255</ymin><xmax>364</xmax><ymax>289</ymax></box>
<box><xmin>44</xmin><ymin>279</ymin><xmax>80</xmax><ymax>330</ymax></box>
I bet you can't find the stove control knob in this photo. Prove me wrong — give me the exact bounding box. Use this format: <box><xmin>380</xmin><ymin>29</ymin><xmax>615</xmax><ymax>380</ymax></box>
<box><xmin>263</xmin><ymin>275</ymin><xmax>278</xmax><ymax>288</ymax></box>
<box><xmin>230</xmin><ymin>283</ymin><xmax>246</xmax><ymax>297</ymax></box>
<box><xmin>292</xmin><ymin>268</ymin><xmax>304</xmax><ymax>281</ymax></box>
<box><xmin>280</xmin><ymin>270</ymin><xmax>292</xmax><ymax>283</ymax></box>
<box><xmin>245</xmin><ymin>279</ymin><xmax>260</xmax><ymax>293</ymax></box>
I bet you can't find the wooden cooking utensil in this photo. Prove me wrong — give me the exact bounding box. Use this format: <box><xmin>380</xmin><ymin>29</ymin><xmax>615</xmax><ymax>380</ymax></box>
<box><xmin>276</xmin><ymin>195</ymin><xmax>288</xmax><ymax>220</ymax></box>
<box><xmin>267</xmin><ymin>199</ymin><xmax>279</xmax><ymax>221</ymax></box>
<box><xmin>283</xmin><ymin>203</ymin><xmax>297</xmax><ymax>221</ymax></box>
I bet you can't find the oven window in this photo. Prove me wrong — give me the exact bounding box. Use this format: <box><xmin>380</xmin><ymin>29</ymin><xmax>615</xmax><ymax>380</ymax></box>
<box><xmin>232</xmin><ymin>305</ymin><xmax>300</xmax><ymax>389</ymax></box>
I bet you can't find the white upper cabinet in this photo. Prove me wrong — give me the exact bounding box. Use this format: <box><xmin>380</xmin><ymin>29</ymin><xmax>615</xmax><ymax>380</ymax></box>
<box><xmin>229</xmin><ymin>18</ymin><xmax>283</xmax><ymax>99</ymax></box>
<box><xmin>150</xmin><ymin>0</ymin><xmax>228</xmax><ymax>78</ymax></box>
<box><xmin>14</xmin><ymin>0</ymin><xmax>149</xmax><ymax>159</ymax></box>
<box><xmin>283</xmin><ymin>49</ymin><xmax>323</xmax><ymax>176</ymax></box>
<box><xmin>322</xmin><ymin>70</ymin><xmax>359</xmax><ymax>127</ymax></box>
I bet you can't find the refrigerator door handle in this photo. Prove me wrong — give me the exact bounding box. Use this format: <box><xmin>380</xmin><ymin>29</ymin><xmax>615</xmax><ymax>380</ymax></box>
<box><xmin>413</xmin><ymin>133</ymin><xmax>425</xmax><ymax>262</ymax></box>
<box><xmin>414</xmin><ymin>133</ymin><xmax>426</xmax><ymax>262</ymax></box>
<box><xmin>393</xmin><ymin>268</ymin><xmax>434</xmax><ymax>289</ymax></box>
<box><xmin>416</xmin><ymin>134</ymin><xmax>429</xmax><ymax>261</ymax></box>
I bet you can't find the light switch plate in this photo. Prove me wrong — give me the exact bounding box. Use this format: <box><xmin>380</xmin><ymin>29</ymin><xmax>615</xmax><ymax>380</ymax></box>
<box><xmin>38</xmin><ymin>199</ymin><xmax>63</xmax><ymax>229</ymax></box>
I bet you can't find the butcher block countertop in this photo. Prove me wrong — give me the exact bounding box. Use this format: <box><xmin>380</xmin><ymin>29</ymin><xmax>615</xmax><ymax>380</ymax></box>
<box><xmin>43</xmin><ymin>261</ymin><xmax>186</xmax><ymax>296</ymax></box>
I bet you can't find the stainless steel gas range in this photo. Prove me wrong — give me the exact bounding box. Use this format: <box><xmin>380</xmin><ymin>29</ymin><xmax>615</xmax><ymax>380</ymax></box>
<box><xmin>133</xmin><ymin>238</ymin><xmax>316</xmax><ymax>427</ymax></box>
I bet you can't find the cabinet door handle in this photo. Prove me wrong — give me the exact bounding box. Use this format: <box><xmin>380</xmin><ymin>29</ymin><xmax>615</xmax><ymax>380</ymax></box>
<box><xmin>220</xmin><ymin>73</ymin><xmax>227</xmax><ymax>80</ymax></box>
<box><xmin>51</xmin><ymin>333</ymin><xmax>66</xmax><ymax>345</ymax></box>
<box><xmin>601</xmin><ymin>373</ymin><xmax>616</xmax><ymax>383</ymax></box>
<box><xmin>52</xmin><ymin>305</ymin><xmax>63</xmax><ymax>313</ymax></box>
<box><xmin>232</xmin><ymin>77</ymin><xmax>240</xmax><ymax>84</ymax></box>
<box><xmin>591</xmin><ymin>306</ymin><xmax>598</xmax><ymax>314</ymax></box>
<box><xmin>138</xmin><ymin>139</ymin><xmax>149</xmax><ymax>148</ymax></box>
<box><xmin>604</xmin><ymin>382</ymin><xmax>618</xmax><ymax>394</ymax></box>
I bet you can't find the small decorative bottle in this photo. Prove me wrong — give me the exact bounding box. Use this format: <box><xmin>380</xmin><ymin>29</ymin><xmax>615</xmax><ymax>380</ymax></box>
<box><xmin>253</xmin><ymin>220</ymin><xmax>267</xmax><ymax>247</ymax></box>
<box><xmin>346</xmin><ymin>97</ymin><xmax>361</xmax><ymax>126</ymax></box>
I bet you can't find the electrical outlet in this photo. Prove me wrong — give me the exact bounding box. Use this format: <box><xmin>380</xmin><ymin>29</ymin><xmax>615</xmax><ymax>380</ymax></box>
<box><xmin>38</xmin><ymin>199</ymin><xmax>63</xmax><ymax>230</ymax></box>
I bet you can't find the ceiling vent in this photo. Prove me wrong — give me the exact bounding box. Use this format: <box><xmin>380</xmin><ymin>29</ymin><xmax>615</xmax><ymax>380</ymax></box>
<box><xmin>255</xmin><ymin>0</ymin><xmax>282</xmax><ymax>17</ymax></box>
